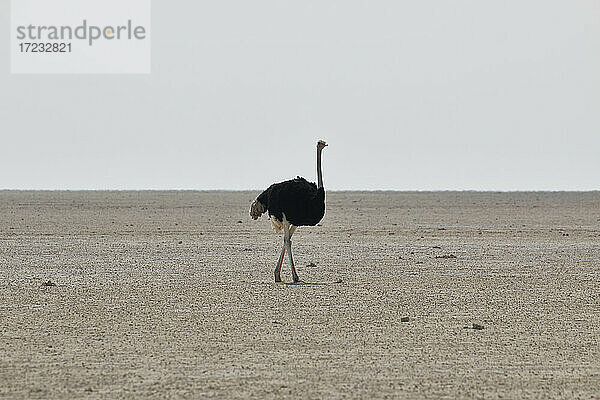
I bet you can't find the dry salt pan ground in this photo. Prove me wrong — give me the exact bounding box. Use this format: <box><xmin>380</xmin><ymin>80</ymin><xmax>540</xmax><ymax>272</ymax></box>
<box><xmin>1</xmin><ymin>191</ymin><xmax>599</xmax><ymax>399</ymax></box>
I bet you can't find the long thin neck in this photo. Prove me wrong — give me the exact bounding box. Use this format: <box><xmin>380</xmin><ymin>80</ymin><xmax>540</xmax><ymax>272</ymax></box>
<box><xmin>317</xmin><ymin>147</ymin><xmax>324</xmax><ymax>189</ymax></box>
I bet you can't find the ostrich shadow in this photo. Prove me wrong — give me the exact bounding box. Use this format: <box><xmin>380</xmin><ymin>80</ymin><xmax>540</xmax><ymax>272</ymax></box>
<box><xmin>281</xmin><ymin>280</ymin><xmax>341</xmax><ymax>286</ymax></box>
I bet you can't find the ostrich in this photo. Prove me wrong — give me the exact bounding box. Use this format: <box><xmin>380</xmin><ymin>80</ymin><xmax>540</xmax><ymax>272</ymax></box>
<box><xmin>250</xmin><ymin>140</ymin><xmax>328</xmax><ymax>283</ymax></box>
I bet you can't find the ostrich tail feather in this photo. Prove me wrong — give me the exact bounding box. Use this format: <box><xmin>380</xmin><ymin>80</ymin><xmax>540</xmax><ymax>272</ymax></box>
<box><xmin>250</xmin><ymin>199</ymin><xmax>267</xmax><ymax>220</ymax></box>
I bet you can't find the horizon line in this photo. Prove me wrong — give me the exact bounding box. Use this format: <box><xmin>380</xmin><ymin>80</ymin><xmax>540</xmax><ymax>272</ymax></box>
<box><xmin>1</xmin><ymin>188</ymin><xmax>598</xmax><ymax>193</ymax></box>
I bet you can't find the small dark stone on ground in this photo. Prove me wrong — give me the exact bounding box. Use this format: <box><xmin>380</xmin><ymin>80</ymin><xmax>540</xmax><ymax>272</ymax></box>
<box><xmin>436</xmin><ymin>254</ymin><xmax>457</xmax><ymax>259</ymax></box>
<box><xmin>42</xmin><ymin>280</ymin><xmax>56</xmax><ymax>287</ymax></box>
<box><xmin>401</xmin><ymin>316</ymin><xmax>410</xmax><ymax>322</ymax></box>
<box><xmin>472</xmin><ymin>323</ymin><xmax>485</xmax><ymax>330</ymax></box>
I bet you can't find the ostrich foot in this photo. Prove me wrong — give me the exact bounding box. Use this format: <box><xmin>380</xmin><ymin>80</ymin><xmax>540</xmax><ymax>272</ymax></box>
<box><xmin>274</xmin><ymin>271</ymin><xmax>282</xmax><ymax>282</ymax></box>
<box><xmin>292</xmin><ymin>274</ymin><xmax>300</xmax><ymax>283</ymax></box>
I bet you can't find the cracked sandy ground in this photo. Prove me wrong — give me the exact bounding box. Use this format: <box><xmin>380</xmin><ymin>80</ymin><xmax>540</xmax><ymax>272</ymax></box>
<box><xmin>1</xmin><ymin>191</ymin><xmax>599</xmax><ymax>399</ymax></box>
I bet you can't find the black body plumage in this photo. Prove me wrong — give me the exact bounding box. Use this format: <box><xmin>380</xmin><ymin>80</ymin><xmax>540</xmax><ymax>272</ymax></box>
<box><xmin>254</xmin><ymin>177</ymin><xmax>325</xmax><ymax>226</ymax></box>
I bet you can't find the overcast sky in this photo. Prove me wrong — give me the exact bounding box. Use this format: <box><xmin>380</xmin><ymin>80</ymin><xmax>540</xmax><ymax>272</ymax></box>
<box><xmin>1</xmin><ymin>1</ymin><xmax>599</xmax><ymax>190</ymax></box>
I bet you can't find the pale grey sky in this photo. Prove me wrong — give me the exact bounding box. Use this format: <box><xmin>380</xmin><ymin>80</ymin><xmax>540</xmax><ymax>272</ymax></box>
<box><xmin>1</xmin><ymin>1</ymin><xmax>599</xmax><ymax>190</ymax></box>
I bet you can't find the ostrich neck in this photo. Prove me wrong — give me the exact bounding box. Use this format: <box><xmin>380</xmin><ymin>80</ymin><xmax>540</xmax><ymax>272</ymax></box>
<box><xmin>317</xmin><ymin>148</ymin><xmax>324</xmax><ymax>189</ymax></box>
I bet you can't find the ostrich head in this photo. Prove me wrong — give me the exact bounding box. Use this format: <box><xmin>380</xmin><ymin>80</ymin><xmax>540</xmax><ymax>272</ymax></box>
<box><xmin>317</xmin><ymin>140</ymin><xmax>328</xmax><ymax>150</ymax></box>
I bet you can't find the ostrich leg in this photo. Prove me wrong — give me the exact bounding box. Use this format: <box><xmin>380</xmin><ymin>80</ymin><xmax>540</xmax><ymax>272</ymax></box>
<box><xmin>274</xmin><ymin>246</ymin><xmax>285</xmax><ymax>282</ymax></box>
<box><xmin>284</xmin><ymin>223</ymin><xmax>300</xmax><ymax>282</ymax></box>
<box><xmin>274</xmin><ymin>226</ymin><xmax>295</xmax><ymax>282</ymax></box>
